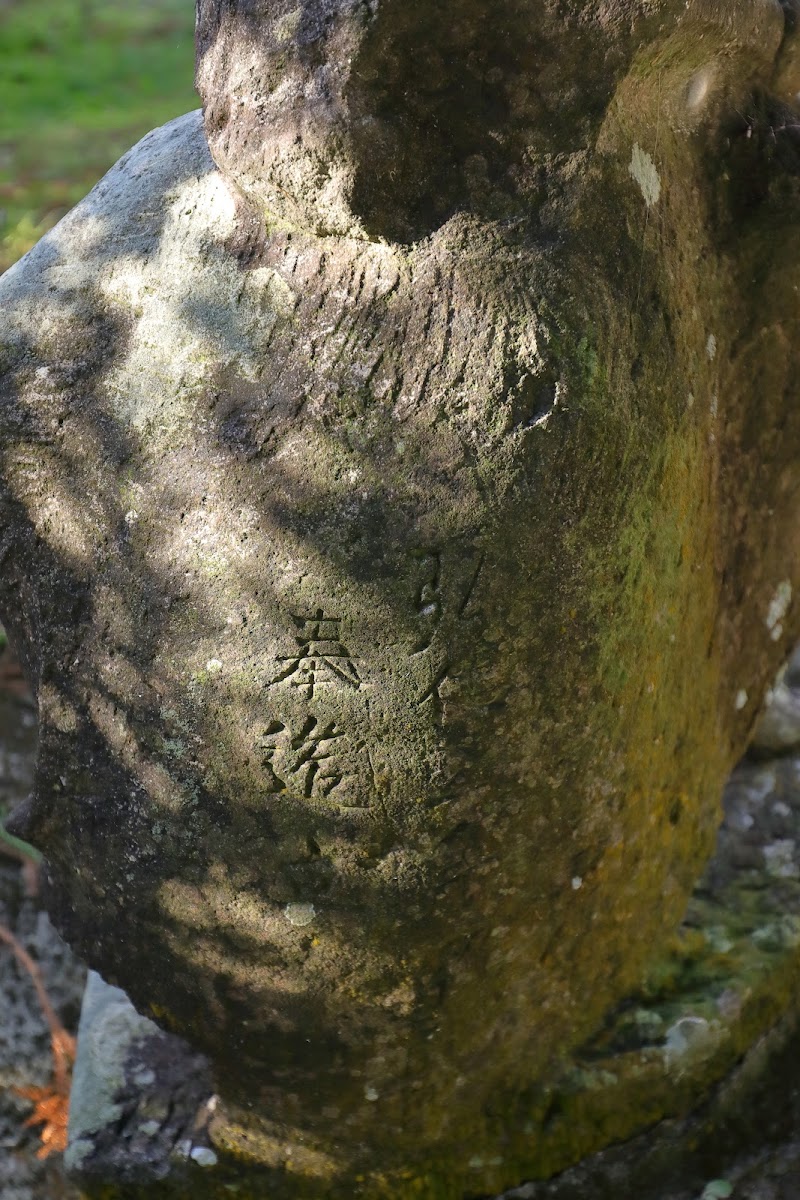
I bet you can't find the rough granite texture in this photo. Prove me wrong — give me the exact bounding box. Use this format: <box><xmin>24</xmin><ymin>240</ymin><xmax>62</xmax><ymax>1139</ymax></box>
<box><xmin>2</xmin><ymin>0</ymin><xmax>800</xmax><ymax>1194</ymax></box>
<box><xmin>65</xmin><ymin>683</ymin><xmax>800</xmax><ymax>1198</ymax></box>
<box><xmin>66</xmin><ymin>971</ymin><xmax>216</xmax><ymax>1187</ymax></box>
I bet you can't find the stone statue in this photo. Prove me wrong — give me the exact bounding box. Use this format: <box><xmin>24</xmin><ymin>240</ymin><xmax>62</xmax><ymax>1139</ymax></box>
<box><xmin>2</xmin><ymin>0</ymin><xmax>800</xmax><ymax>1194</ymax></box>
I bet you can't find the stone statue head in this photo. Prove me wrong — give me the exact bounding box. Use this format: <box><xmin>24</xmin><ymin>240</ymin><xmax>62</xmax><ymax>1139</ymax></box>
<box><xmin>195</xmin><ymin>0</ymin><xmax>661</xmax><ymax>240</ymax></box>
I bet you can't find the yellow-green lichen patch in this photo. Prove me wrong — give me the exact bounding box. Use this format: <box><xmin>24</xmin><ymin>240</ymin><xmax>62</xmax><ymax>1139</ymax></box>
<box><xmin>486</xmin><ymin>752</ymin><xmax>800</xmax><ymax>1182</ymax></box>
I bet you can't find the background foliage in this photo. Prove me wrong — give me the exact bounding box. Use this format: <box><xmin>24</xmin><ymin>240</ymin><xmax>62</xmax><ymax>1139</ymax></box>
<box><xmin>0</xmin><ymin>0</ymin><xmax>196</xmax><ymax>273</ymax></box>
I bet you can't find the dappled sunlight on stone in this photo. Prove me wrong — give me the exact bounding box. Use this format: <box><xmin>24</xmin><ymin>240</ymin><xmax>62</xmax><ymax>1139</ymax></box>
<box><xmin>2</xmin><ymin>447</ymin><xmax>97</xmax><ymax>571</ymax></box>
<box><xmin>2</xmin><ymin>0</ymin><xmax>800</xmax><ymax>1186</ymax></box>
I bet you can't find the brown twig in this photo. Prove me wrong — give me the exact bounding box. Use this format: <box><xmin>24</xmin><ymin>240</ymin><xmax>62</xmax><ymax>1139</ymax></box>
<box><xmin>0</xmin><ymin>922</ymin><xmax>75</xmax><ymax>1093</ymax></box>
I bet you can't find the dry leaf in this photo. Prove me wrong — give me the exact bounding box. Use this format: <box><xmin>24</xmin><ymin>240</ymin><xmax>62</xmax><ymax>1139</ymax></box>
<box><xmin>15</xmin><ymin>1083</ymin><xmax>70</xmax><ymax>1158</ymax></box>
<box><xmin>0</xmin><ymin>924</ymin><xmax>77</xmax><ymax>1158</ymax></box>
<box><xmin>15</xmin><ymin>1031</ymin><xmax>75</xmax><ymax>1159</ymax></box>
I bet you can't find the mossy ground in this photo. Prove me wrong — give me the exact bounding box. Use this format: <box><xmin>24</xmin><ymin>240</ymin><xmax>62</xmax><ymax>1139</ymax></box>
<box><xmin>0</xmin><ymin>0</ymin><xmax>195</xmax><ymax>273</ymax></box>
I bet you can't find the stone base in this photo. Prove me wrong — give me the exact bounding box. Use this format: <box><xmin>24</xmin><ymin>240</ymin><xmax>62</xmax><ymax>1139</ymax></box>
<box><xmin>65</xmin><ymin>736</ymin><xmax>800</xmax><ymax>1198</ymax></box>
<box><xmin>66</xmin><ymin>985</ymin><xmax>800</xmax><ymax>1200</ymax></box>
<box><xmin>496</xmin><ymin>1007</ymin><xmax>800</xmax><ymax>1200</ymax></box>
<box><xmin>66</xmin><ymin>972</ymin><xmax>217</xmax><ymax>1191</ymax></box>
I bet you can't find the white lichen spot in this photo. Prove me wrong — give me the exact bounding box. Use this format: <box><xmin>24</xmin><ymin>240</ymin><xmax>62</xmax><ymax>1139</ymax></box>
<box><xmin>284</xmin><ymin>901</ymin><xmax>316</xmax><ymax>927</ymax></box>
<box><xmin>706</xmin><ymin>333</ymin><xmax>717</xmax><ymax>361</ymax></box>
<box><xmin>701</xmin><ymin>1181</ymin><xmax>734</xmax><ymax>1200</ymax></box>
<box><xmin>571</xmin><ymin>876</ymin><xmax>583</xmax><ymax>890</ymax></box>
<box><xmin>663</xmin><ymin>1015</ymin><xmax>713</xmax><ymax>1068</ymax></box>
<box><xmin>629</xmin><ymin>142</ymin><xmax>661</xmax><ymax>207</ymax></box>
<box><xmin>686</xmin><ymin>68</ymin><xmax>712</xmax><ymax>111</ymax></box>
<box><xmin>364</xmin><ymin>1085</ymin><xmax>379</xmax><ymax>1102</ymax></box>
<box><xmin>766</xmin><ymin>580</ymin><xmax>792</xmax><ymax>639</ymax></box>
<box><xmin>735</xmin><ymin>689</ymin><xmax>748</xmax><ymax>711</ymax></box>
<box><xmin>205</xmin><ymin>658</ymin><xmax>223</xmax><ymax>673</ymax></box>
<box><xmin>190</xmin><ymin>1146</ymin><xmax>219</xmax><ymax>1167</ymax></box>
<box><xmin>733</xmin><ymin>807</ymin><xmax>755</xmax><ymax>834</ymax></box>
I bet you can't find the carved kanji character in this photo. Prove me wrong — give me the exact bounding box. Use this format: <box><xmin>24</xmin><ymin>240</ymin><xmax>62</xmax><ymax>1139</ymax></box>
<box><xmin>270</xmin><ymin>610</ymin><xmax>359</xmax><ymax>697</ymax></box>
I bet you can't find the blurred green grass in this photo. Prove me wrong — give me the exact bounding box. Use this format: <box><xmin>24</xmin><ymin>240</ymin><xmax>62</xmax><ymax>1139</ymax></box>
<box><xmin>0</xmin><ymin>0</ymin><xmax>197</xmax><ymax>272</ymax></box>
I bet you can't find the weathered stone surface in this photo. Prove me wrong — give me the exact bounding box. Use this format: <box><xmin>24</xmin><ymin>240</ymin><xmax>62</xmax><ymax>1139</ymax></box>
<box><xmin>195</xmin><ymin>0</ymin><xmax>645</xmax><ymax>241</ymax></box>
<box><xmin>492</xmin><ymin>1010</ymin><xmax>800</xmax><ymax>1200</ymax></box>
<box><xmin>66</xmin><ymin>972</ymin><xmax>215</xmax><ymax>1187</ymax></box>
<box><xmin>3</xmin><ymin>0</ymin><xmax>800</xmax><ymax>1194</ymax></box>
<box><xmin>194</xmin><ymin>0</ymin><xmax>783</xmax><ymax>242</ymax></box>
<box><xmin>65</xmin><ymin>685</ymin><xmax>800</xmax><ymax>1197</ymax></box>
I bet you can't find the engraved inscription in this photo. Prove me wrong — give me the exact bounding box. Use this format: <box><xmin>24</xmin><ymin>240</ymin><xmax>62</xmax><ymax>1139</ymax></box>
<box><xmin>289</xmin><ymin>716</ymin><xmax>345</xmax><ymax>798</ymax></box>
<box><xmin>417</xmin><ymin>661</ymin><xmax>449</xmax><ymax>716</ymax></box>
<box><xmin>416</xmin><ymin>552</ymin><xmax>441</xmax><ymax>621</ymax></box>
<box><xmin>270</xmin><ymin>610</ymin><xmax>360</xmax><ymax>697</ymax></box>
<box><xmin>458</xmin><ymin>552</ymin><xmax>485</xmax><ymax>616</ymax></box>
<box><xmin>407</xmin><ymin>547</ymin><xmax>487</xmax><ymax>718</ymax></box>
<box><xmin>411</xmin><ymin>550</ymin><xmax>442</xmax><ymax>654</ymax></box>
<box><xmin>261</xmin><ymin>719</ymin><xmax>288</xmax><ymax>793</ymax></box>
<box><xmin>260</xmin><ymin>717</ymin><xmax>347</xmax><ymax>799</ymax></box>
